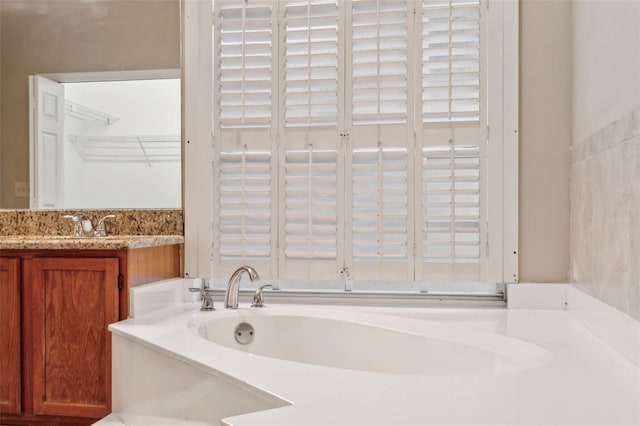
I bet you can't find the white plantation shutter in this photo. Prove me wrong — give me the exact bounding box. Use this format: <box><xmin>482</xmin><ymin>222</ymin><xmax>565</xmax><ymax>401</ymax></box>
<box><xmin>421</xmin><ymin>145</ymin><xmax>482</xmax><ymax>281</ymax></box>
<box><xmin>281</xmin><ymin>148</ymin><xmax>340</xmax><ymax>279</ymax></box>
<box><xmin>350</xmin><ymin>0</ymin><xmax>409</xmax><ymax>124</ymax></box>
<box><xmin>213</xmin><ymin>0</ymin><xmax>278</xmax><ymax>280</ymax></box>
<box><xmin>217</xmin><ymin>149</ymin><xmax>272</xmax><ymax>260</ymax></box>
<box><xmin>416</xmin><ymin>0</ymin><xmax>485</xmax><ymax>282</ymax></box>
<box><xmin>215</xmin><ymin>0</ymin><xmax>274</xmax><ymax>128</ymax></box>
<box><xmin>279</xmin><ymin>1</ymin><xmax>343</xmax><ymax>279</ymax></box>
<box><xmin>350</xmin><ymin>146</ymin><xmax>410</xmax><ymax>279</ymax></box>
<box><xmin>346</xmin><ymin>0</ymin><xmax>414</xmax><ymax>280</ymax></box>
<box><xmin>284</xmin><ymin>0</ymin><xmax>339</xmax><ymax>127</ymax></box>
<box><xmin>421</xmin><ymin>0</ymin><xmax>481</xmax><ymax>123</ymax></box>
<box><xmin>214</xmin><ymin>148</ymin><xmax>275</xmax><ymax>278</ymax></box>
<box><xmin>210</xmin><ymin>0</ymin><xmax>493</xmax><ymax>286</ymax></box>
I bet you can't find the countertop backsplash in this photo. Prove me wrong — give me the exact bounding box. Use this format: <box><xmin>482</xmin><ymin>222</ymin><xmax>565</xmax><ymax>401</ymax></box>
<box><xmin>0</xmin><ymin>209</ymin><xmax>183</xmax><ymax>237</ymax></box>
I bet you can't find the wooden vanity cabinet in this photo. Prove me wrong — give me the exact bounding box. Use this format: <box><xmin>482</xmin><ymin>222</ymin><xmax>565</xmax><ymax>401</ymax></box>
<box><xmin>0</xmin><ymin>258</ymin><xmax>21</xmax><ymax>416</ymax></box>
<box><xmin>0</xmin><ymin>245</ymin><xmax>180</xmax><ymax>426</ymax></box>
<box><xmin>31</xmin><ymin>257</ymin><xmax>120</xmax><ymax>420</ymax></box>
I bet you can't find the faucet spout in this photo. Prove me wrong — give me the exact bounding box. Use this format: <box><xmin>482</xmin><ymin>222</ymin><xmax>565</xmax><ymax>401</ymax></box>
<box><xmin>224</xmin><ymin>266</ymin><xmax>260</xmax><ymax>309</ymax></box>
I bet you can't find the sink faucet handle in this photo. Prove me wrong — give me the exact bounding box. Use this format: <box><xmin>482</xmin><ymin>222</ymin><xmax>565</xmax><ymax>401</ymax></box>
<box><xmin>189</xmin><ymin>287</ymin><xmax>216</xmax><ymax>311</ymax></box>
<box><xmin>251</xmin><ymin>284</ymin><xmax>272</xmax><ymax>308</ymax></box>
<box><xmin>63</xmin><ymin>212</ymin><xmax>90</xmax><ymax>222</ymax></box>
<box><xmin>95</xmin><ymin>214</ymin><xmax>116</xmax><ymax>237</ymax></box>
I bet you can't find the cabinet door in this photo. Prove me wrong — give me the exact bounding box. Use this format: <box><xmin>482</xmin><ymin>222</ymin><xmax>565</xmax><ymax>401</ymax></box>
<box><xmin>0</xmin><ymin>258</ymin><xmax>21</xmax><ymax>415</ymax></box>
<box><xmin>31</xmin><ymin>258</ymin><xmax>119</xmax><ymax>419</ymax></box>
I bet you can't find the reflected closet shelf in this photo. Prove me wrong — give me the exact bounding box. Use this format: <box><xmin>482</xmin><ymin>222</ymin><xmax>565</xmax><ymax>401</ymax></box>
<box><xmin>69</xmin><ymin>134</ymin><xmax>181</xmax><ymax>164</ymax></box>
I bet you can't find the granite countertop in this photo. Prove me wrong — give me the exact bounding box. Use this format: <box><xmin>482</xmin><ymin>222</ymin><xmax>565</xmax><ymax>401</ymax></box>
<box><xmin>0</xmin><ymin>235</ymin><xmax>184</xmax><ymax>250</ymax></box>
<box><xmin>0</xmin><ymin>209</ymin><xmax>184</xmax><ymax>237</ymax></box>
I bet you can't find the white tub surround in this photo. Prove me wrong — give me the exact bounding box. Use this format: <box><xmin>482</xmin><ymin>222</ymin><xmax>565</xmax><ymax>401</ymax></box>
<box><xmin>103</xmin><ymin>281</ymin><xmax>640</xmax><ymax>426</ymax></box>
<box><xmin>508</xmin><ymin>283</ymin><xmax>640</xmax><ymax>367</ymax></box>
<box><xmin>565</xmin><ymin>285</ymin><xmax>640</xmax><ymax>367</ymax></box>
<box><xmin>96</xmin><ymin>414</ymin><xmax>212</xmax><ymax>426</ymax></box>
<box><xmin>127</xmin><ymin>277</ymin><xmax>196</xmax><ymax>318</ymax></box>
<box><xmin>506</xmin><ymin>283</ymin><xmax>568</xmax><ymax>310</ymax></box>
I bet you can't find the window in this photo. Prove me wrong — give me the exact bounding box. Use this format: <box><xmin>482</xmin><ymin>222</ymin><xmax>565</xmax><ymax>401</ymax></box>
<box><xmin>183</xmin><ymin>0</ymin><xmax>518</xmax><ymax>292</ymax></box>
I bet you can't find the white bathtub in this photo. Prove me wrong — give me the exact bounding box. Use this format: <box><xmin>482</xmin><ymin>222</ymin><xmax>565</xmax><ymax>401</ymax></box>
<box><xmin>189</xmin><ymin>307</ymin><xmax>551</xmax><ymax>375</ymax></box>
<box><xmin>106</xmin><ymin>283</ymin><xmax>640</xmax><ymax>426</ymax></box>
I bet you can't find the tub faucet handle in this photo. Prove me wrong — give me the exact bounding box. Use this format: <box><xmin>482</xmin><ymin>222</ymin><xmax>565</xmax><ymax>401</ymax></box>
<box><xmin>251</xmin><ymin>284</ymin><xmax>272</xmax><ymax>308</ymax></box>
<box><xmin>189</xmin><ymin>287</ymin><xmax>216</xmax><ymax>311</ymax></box>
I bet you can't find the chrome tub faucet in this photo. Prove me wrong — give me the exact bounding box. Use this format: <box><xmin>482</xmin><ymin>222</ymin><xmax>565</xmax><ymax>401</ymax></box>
<box><xmin>224</xmin><ymin>266</ymin><xmax>260</xmax><ymax>309</ymax></box>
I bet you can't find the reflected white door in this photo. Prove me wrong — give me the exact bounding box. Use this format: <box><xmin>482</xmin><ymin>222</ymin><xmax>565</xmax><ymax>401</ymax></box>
<box><xmin>30</xmin><ymin>75</ymin><xmax>65</xmax><ymax>208</ymax></box>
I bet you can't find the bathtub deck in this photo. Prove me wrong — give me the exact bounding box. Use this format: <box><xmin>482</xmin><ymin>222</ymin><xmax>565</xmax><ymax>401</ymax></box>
<box><xmin>100</xmin><ymin>297</ymin><xmax>640</xmax><ymax>426</ymax></box>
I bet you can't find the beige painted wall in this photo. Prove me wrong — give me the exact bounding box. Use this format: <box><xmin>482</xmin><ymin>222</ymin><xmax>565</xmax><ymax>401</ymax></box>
<box><xmin>0</xmin><ymin>0</ymin><xmax>180</xmax><ymax>208</ymax></box>
<box><xmin>572</xmin><ymin>0</ymin><xmax>640</xmax><ymax>142</ymax></box>
<box><xmin>518</xmin><ymin>0</ymin><xmax>572</xmax><ymax>282</ymax></box>
<box><xmin>0</xmin><ymin>2</ymin><xmax>3</xmax><ymax>204</ymax></box>
<box><xmin>1</xmin><ymin>0</ymin><xmax>574</xmax><ymax>284</ymax></box>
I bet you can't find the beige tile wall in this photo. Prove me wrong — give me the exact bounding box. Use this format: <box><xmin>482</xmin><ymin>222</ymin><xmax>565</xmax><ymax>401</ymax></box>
<box><xmin>570</xmin><ymin>107</ymin><xmax>640</xmax><ymax>320</ymax></box>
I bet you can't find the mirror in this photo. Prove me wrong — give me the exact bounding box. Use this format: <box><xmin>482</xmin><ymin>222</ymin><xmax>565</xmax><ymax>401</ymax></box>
<box><xmin>30</xmin><ymin>75</ymin><xmax>181</xmax><ymax>209</ymax></box>
<box><xmin>0</xmin><ymin>0</ymin><xmax>182</xmax><ymax>209</ymax></box>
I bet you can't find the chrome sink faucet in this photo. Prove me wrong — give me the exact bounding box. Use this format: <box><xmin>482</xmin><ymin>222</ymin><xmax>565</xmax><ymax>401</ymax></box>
<box><xmin>224</xmin><ymin>266</ymin><xmax>260</xmax><ymax>309</ymax></box>
<box><xmin>63</xmin><ymin>213</ymin><xmax>116</xmax><ymax>237</ymax></box>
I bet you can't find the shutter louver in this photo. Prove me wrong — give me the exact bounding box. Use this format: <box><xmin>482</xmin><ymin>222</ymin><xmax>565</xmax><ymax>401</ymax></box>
<box><xmin>352</xmin><ymin>147</ymin><xmax>408</xmax><ymax>262</ymax></box>
<box><xmin>351</xmin><ymin>0</ymin><xmax>408</xmax><ymax>124</ymax></box>
<box><xmin>422</xmin><ymin>145</ymin><xmax>480</xmax><ymax>264</ymax></box>
<box><xmin>216</xmin><ymin>1</ymin><xmax>273</xmax><ymax>128</ymax></box>
<box><xmin>284</xmin><ymin>0</ymin><xmax>339</xmax><ymax>127</ymax></box>
<box><xmin>422</xmin><ymin>0</ymin><xmax>481</xmax><ymax>123</ymax></box>
<box><xmin>218</xmin><ymin>149</ymin><xmax>272</xmax><ymax>260</ymax></box>
<box><xmin>284</xmin><ymin>148</ymin><xmax>338</xmax><ymax>260</ymax></box>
